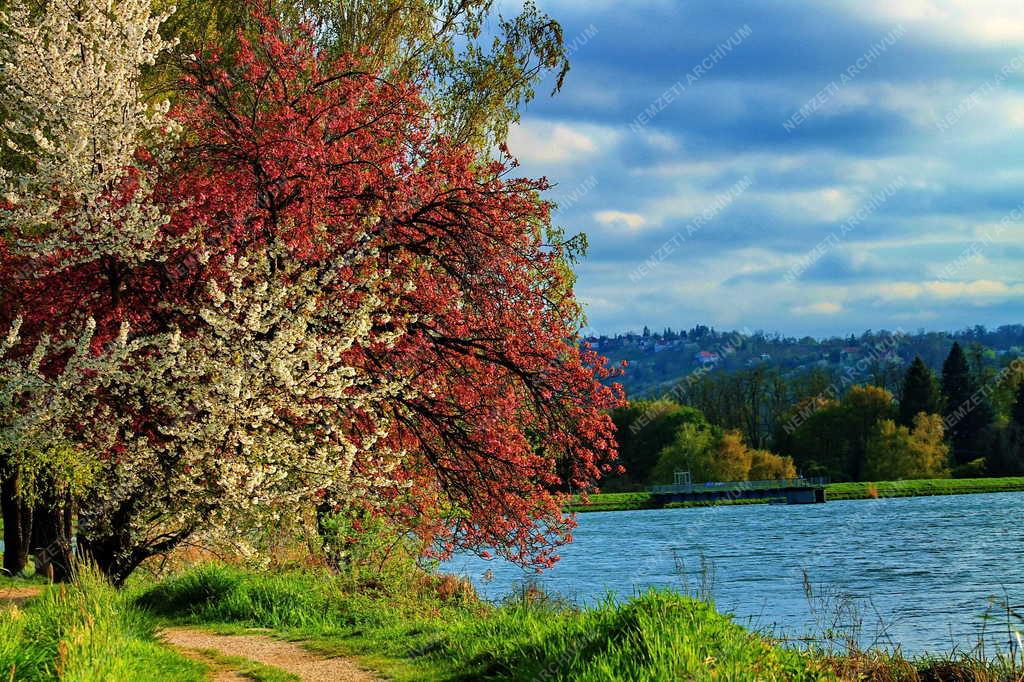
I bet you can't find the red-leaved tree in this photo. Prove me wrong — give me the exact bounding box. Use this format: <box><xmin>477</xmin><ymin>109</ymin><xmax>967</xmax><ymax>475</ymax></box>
<box><xmin>171</xmin><ymin>13</ymin><xmax>624</xmax><ymax>569</ymax></box>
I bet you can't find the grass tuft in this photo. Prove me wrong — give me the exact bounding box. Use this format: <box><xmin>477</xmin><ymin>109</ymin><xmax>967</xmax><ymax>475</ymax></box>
<box><xmin>0</xmin><ymin>565</ymin><xmax>205</xmax><ymax>681</ymax></box>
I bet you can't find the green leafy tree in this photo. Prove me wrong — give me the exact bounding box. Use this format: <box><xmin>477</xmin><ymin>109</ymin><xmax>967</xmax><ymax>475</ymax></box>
<box><xmin>1014</xmin><ymin>380</ymin><xmax>1024</xmax><ymax>427</ymax></box>
<box><xmin>609</xmin><ymin>400</ymin><xmax>706</xmax><ymax>488</ymax></box>
<box><xmin>897</xmin><ymin>356</ymin><xmax>940</xmax><ymax>427</ymax></box>
<box><xmin>780</xmin><ymin>385</ymin><xmax>894</xmax><ymax>481</ymax></box>
<box><xmin>156</xmin><ymin>0</ymin><xmax>569</xmax><ymax>148</ymax></box>
<box><xmin>865</xmin><ymin>413</ymin><xmax>950</xmax><ymax>480</ymax></box>
<box><xmin>990</xmin><ymin>382</ymin><xmax>1024</xmax><ymax>475</ymax></box>
<box><xmin>841</xmin><ymin>385</ymin><xmax>896</xmax><ymax>481</ymax></box>
<box><xmin>652</xmin><ymin>421</ymin><xmax>719</xmax><ymax>484</ymax></box>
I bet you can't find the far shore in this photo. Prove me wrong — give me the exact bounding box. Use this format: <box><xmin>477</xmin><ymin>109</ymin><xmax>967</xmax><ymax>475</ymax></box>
<box><xmin>568</xmin><ymin>476</ymin><xmax>1024</xmax><ymax>513</ymax></box>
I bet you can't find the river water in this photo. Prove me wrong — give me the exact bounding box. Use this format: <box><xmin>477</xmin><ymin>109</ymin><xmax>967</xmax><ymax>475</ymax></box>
<box><xmin>443</xmin><ymin>492</ymin><xmax>1024</xmax><ymax>657</ymax></box>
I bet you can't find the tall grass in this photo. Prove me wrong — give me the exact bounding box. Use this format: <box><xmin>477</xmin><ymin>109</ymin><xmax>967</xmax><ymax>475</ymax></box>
<box><xmin>0</xmin><ymin>566</ymin><xmax>204</xmax><ymax>681</ymax></box>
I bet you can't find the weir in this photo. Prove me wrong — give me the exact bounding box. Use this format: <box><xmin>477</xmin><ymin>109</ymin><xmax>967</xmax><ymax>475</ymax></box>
<box><xmin>649</xmin><ymin>474</ymin><xmax>828</xmax><ymax>505</ymax></box>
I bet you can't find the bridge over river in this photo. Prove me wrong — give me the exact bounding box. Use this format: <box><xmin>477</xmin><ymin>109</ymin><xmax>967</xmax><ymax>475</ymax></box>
<box><xmin>649</xmin><ymin>475</ymin><xmax>827</xmax><ymax>505</ymax></box>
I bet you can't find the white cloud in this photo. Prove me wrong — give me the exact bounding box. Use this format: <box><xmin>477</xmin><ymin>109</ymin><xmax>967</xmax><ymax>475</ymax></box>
<box><xmin>758</xmin><ymin>187</ymin><xmax>856</xmax><ymax>223</ymax></box>
<box><xmin>850</xmin><ymin>1</ymin><xmax>1024</xmax><ymax>45</ymax></box>
<box><xmin>872</xmin><ymin>279</ymin><xmax>1024</xmax><ymax>301</ymax></box>
<box><xmin>593</xmin><ymin>210</ymin><xmax>647</xmax><ymax>230</ymax></box>
<box><xmin>505</xmin><ymin>119</ymin><xmax>620</xmax><ymax>165</ymax></box>
<box><xmin>792</xmin><ymin>301</ymin><xmax>844</xmax><ymax>315</ymax></box>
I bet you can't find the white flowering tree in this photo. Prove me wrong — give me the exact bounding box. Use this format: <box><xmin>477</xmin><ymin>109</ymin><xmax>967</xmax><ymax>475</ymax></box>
<box><xmin>0</xmin><ymin>1</ymin><xmax>409</xmax><ymax>582</ymax></box>
<box><xmin>0</xmin><ymin>0</ymin><xmax>177</xmax><ymax>579</ymax></box>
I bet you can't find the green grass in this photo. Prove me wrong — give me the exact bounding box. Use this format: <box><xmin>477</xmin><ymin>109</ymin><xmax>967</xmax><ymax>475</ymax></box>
<box><xmin>0</xmin><ymin>567</ymin><xmax>206</xmax><ymax>681</ymax></box>
<box><xmin>825</xmin><ymin>476</ymin><xmax>1024</xmax><ymax>500</ymax></box>
<box><xmin>134</xmin><ymin>563</ymin><xmax>833</xmax><ymax>681</ymax></box>
<box><xmin>191</xmin><ymin>649</ymin><xmax>300</xmax><ymax>682</ymax></box>
<box><xmin>0</xmin><ymin>571</ymin><xmax>48</xmax><ymax>588</ymax></box>
<box><xmin>5</xmin><ymin>562</ymin><xmax>1024</xmax><ymax>680</ymax></box>
<box><xmin>572</xmin><ymin>476</ymin><xmax>1024</xmax><ymax>512</ymax></box>
<box><xmin>565</xmin><ymin>491</ymin><xmax>658</xmax><ymax>512</ymax></box>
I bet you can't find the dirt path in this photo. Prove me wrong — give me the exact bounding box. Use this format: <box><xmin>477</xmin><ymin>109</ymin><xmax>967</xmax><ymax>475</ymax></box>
<box><xmin>162</xmin><ymin>627</ymin><xmax>381</xmax><ymax>682</ymax></box>
<box><xmin>0</xmin><ymin>585</ymin><xmax>42</xmax><ymax>608</ymax></box>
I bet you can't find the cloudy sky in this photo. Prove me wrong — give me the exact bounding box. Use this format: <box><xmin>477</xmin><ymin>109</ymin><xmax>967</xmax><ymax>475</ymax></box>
<box><xmin>499</xmin><ymin>0</ymin><xmax>1024</xmax><ymax>338</ymax></box>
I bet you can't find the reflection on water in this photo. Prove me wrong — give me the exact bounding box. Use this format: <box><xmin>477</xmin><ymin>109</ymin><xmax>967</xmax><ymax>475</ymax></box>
<box><xmin>443</xmin><ymin>492</ymin><xmax>1024</xmax><ymax>656</ymax></box>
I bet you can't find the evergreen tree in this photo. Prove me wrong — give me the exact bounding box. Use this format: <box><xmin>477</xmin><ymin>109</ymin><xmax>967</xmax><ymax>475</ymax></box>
<box><xmin>941</xmin><ymin>342</ymin><xmax>995</xmax><ymax>465</ymax></box>
<box><xmin>897</xmin><ymin>356</ymin><xmax>940</xmax><ymax>427</ymax></box>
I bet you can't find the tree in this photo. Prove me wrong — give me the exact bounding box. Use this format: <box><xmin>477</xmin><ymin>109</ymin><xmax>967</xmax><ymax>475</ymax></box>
<box><xmin>652</xmin><ymin>422</ymin><xmax>793</xmax><ymax>484</ymax></box>
<box><xmin>748</xmin><ymin>449</ymin><xmax>798</xmax><ymax>480</ymax></box>
<box><xmin>897</xmin><ymin>356</ymin><xmax>940</xmax><ymax>427</ymax></box>
<box><xmin>609</xmin><ymin>400</ymin><xmax>705</xmax><ymax>488</ymax></box>
<box><xmin>1014</xmin><ymin>381</ymin><xmax>1024</xmax><ymax>427</ymax></box>
<box><xmin>840</xmin><ymin>385</ymin><xmax>896</xmax><ymax>481</ymax></box>
<box><xmin>712</xmin><ymin>430</ymin><xmax>754</xmax><ymax>482</ymax></box>
<box><xmin>652</xmin><ymin>421</ymin><xmax>719</xmax><ymax>484</ymax></box>
<box><xmin>779</xmin><ymin>385</ymin><xmax>894</xmax><ymax>482</ymax></box>
<box><xmin>0</xmin><ymin>0</ymin><xmax>176</xmax><ymax>581</ymax></box>
<box><xmin>990</xmin><ymin>382</ymin><xmax>1024</xmax><ymax>476</ymax></box>
<box><xmin>0</xmin><ymin>7</ymin><xmax>620</xmax><ymax>582</ymax></box>
<box><xmin>865</xmin><ymin>413</ymin><xmax>950</xmax><ymax>481</ymax></box>
<box><xmin>941</xmin><ymin>342</ymin><xmax>995</xmax><ymax>465</ymax></box>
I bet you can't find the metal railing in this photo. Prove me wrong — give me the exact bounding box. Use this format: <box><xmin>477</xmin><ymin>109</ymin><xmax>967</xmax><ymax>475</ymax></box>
<box><xmin>649</xmin><ymin>476</ymin><xmax>828</xmax><ymax>494</ymax></box>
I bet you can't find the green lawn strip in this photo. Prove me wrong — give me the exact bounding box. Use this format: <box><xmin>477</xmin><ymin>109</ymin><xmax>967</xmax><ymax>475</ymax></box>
<box><xmin>825</xmin><ymin>476</ymin><xmax>1024</xmax><ymax>500</ymax></box>
<box><xmin>571</xmin><ymin>476</ymin><xmax>1024</xmax><ymax>512</ymax></box>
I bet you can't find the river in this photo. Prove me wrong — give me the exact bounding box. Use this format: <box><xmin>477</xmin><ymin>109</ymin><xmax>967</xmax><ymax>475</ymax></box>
<box><xmin>443</xmin><ymin>491</ymin><xmax>1024</xmax><ymax>657</ymax></box>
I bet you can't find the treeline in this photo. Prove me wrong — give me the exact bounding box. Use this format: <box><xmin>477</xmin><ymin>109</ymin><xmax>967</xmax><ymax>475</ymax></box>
<box><xmin>607</xmin><ymin>342</ymin><xmax>1024</xmax><ymax>488</ymax></box>
<box><xmin>594</xmin><ymin>323</ymin><xmax>1023</xmax><ymax>398</ymax></box>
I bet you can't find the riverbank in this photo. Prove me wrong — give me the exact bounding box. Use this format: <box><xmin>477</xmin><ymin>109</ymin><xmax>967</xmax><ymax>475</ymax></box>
<box><xmin>3</xmin><ymin>564</ymin><xmax>1022</xmax><ymax>681</ymax></box>
<box><xmin>569</xmin><ymin>476</ymin><xmax>1024</xmax><ymax>512</ymax></box>
<box><xmin>1</xmin><ymin>564</ymin><xmax>830</xmax><ymax>681</ymax></box>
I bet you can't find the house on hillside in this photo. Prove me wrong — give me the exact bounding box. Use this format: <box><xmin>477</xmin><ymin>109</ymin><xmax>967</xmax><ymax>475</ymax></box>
<box><xmin>695</xmin><ymin>350</ymin><xmax>719</xmax><ymax>366</ymax></box>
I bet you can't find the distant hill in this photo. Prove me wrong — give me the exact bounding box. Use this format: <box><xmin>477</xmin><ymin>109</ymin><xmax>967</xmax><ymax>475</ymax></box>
<box><xmin>588</xmin><ymin>324</ymin><xmax>1024</xmax><ymax>398</ymax></box>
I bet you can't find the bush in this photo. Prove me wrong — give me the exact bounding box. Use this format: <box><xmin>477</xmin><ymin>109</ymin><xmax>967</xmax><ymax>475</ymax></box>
<box><xmin>952</xmin><ymin>457</ymin><xmax>988</xmax><ymax>478</ymax></box>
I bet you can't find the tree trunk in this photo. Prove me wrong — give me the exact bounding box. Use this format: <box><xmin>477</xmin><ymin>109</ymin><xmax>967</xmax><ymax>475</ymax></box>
<box><xmin>31</xmin><ymin>492</ymin><xmax>75</xmax><ymax>583</ymax></box>
<box><xmin>316</xmin><ymin>501</ymin><xmax>344</xmax><ymax>571</ymax></box>
<box><xmin>1</xmin><ymin>473</ymin><xmax>32</xmax><ymax>576</ymax></box>
<box><xmin>78</xmin><ymin>498</ymin><xmax>198</xmax><ymax>587</ymax></box>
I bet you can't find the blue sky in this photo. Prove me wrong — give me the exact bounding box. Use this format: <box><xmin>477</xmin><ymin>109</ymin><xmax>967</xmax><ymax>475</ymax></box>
<box><xmin>498</xmin><ymin>0</ymin><xmax>1024</xmax><ymax>338</ymax></box>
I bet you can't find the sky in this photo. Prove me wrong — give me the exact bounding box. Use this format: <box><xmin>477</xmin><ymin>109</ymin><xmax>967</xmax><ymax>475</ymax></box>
<box><xmin>496</xmin><ymin>0</ymin><xmax>1024</xmax><ymax>338</ymax></box>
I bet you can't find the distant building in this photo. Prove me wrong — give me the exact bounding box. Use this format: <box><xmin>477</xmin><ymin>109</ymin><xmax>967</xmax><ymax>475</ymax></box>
<box><xmin>695</xmin><ymin>351</ymin><xmax>719</xmax><ymax>366</ymax></box>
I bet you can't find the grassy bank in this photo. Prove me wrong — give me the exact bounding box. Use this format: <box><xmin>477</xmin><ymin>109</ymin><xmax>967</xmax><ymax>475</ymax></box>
<box><xmin>570</xmin><ymin>476</ymin><xmax>1024</xmax><ymax>512</ymax></box>
<box><xmin>134</xmin><ymin>563</ymin><xmax>830</xmax><ymax>681</ymax></box>
<box><xmin>3</xmin><ymin>563</ymin><xmax>1023</xmax><ymax>680</ymax></box>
